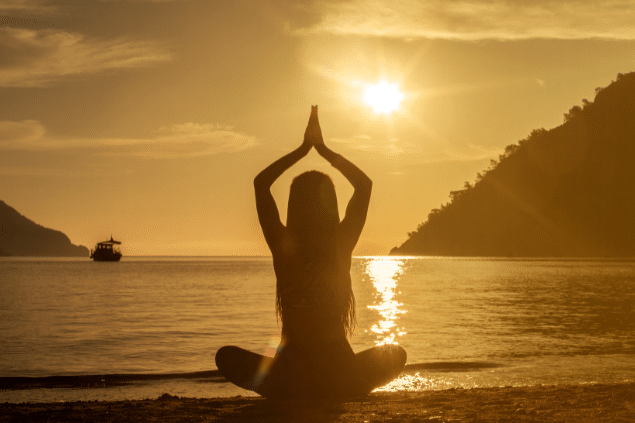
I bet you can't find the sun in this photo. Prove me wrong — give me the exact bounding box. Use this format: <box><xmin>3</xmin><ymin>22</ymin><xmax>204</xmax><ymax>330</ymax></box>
<box><xmin>364</xmin><ymin>81</ymin><xmax>404</xmax><ymax>114</ymax></box>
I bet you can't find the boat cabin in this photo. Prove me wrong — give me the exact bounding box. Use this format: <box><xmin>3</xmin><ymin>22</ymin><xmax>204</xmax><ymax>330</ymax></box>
<box><xmin>90</xmin><ymin>236</ymin><xmax>122</xmax><ymax>261</ymax></box>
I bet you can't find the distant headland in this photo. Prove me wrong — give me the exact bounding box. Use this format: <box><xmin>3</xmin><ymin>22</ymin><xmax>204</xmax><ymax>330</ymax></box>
<box><xmin>0</xmin><ymin>200</ymin><xmax>89</xmax><ymax>257</ymax></box>
<box><xmin>392</xmin><ymin>72</ymin><xmax>635</xmax><ymax>257</ymax></box>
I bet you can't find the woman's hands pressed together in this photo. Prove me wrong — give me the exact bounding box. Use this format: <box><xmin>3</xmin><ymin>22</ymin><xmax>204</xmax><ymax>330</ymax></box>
<box><xmin>304</xmin><ymin>105</ymin><xmax>324</xmax><ymax>149</ymax></box>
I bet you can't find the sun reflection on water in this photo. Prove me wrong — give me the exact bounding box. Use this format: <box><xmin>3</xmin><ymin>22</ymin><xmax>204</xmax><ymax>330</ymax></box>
<box><xmin>374</xmin><ymin>373</ymin><xmax>452</xmax><ymax>392</ymax></box>
<box><xmin>365</xmin><ymin>257</ymin><xmax>407</xmax><ymax>346</ymax></box>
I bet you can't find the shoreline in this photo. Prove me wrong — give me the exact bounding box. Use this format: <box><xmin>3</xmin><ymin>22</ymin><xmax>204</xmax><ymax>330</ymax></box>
<box><xmin>1</xmin><ymin>382</ymin><xmax>633</xmax><ymax>422</ymax></box>
<box><xmin>0</xmin><ymin>362</ymin><xmax>502</xmax><ymax>391</ymax></box>
<box><xmin>0</xmin><ymin>370</ymin><xmax>224</xmax><ymax>391</ymax></box>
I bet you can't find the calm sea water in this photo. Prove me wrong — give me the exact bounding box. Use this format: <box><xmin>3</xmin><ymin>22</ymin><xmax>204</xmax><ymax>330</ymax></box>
<box><xmin>1</xmin><ymin>256</ymin><xmax>634</xmax><ymax>402</ymax></box>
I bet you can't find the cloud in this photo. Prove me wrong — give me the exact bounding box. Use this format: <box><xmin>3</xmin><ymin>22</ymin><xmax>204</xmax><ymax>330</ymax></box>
<box><xmin>0</xmin><ymin>120</ymin><xmax>46</xmax><ymax>144</ymax></box>
<box><xmin>0</xmin><ymin>0</ymin><xmax>183</xmax><ymax>12</ymax></box>
<box><xmin>0</xmin><ymin>120</ymin><xmax>258</xmax><ymax>159</ymax></box>
<box><xmin>133</xmin><ymin>123</ymin><xmax>259</xmax><ymax>158</ymax></box>
<box><xmin>298</xmin><ymin>0</ymin><xmax>635</xmax><ymax>40</ymax></box>
<box><xmin>330</xmin><ymin>134</ymin><xmax>419</xmax><ymax>156</ymax></box>
<box><xmin>0</xmin><ymin>0</ymin><xmax>52</xmax><ymax>12</ymax></box>
<box><xmin>406</xmin><ymin>144</ymin><xmax>502</xmax><ymax>164</ymax></box>
<box><xmin>0</xmin><ymin>28</ymin><xmax>171</xmax><ymax>87</ymax></box>
<box><xmin>330</xmin><ymin>132</ymin><xmax>501</xmax><ymax>164</ymax></box>
<box><xmin>0</xmin><ymin>15</ymin><xmax>52</xmax><ymax>28</ymax></box>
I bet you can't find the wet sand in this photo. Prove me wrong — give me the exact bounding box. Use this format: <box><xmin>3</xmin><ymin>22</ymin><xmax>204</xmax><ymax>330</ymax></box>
<box><xmin>1</xmin><ymin>382</ymin><xmax>633</xmax><ymax>422</ymax></box>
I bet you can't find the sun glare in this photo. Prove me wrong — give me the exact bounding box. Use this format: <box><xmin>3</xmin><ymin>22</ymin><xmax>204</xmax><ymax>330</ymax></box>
<box><xmin>364</xmin><ymin>81</ymin><xmax>404</xmax><ymax>114</ymax></box>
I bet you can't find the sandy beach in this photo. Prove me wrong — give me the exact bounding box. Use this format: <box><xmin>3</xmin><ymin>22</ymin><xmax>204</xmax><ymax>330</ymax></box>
<box><xmin>1</xmin><ymin>382</ymin><xmax>633</xmax><ymax>422</ymax></box>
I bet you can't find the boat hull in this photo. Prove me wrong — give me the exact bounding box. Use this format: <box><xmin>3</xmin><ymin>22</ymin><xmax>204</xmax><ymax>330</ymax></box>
<box><xmin>90</xmin><ymin>252</ymin><xmax>122</xmax><ymax>261</ymax></box>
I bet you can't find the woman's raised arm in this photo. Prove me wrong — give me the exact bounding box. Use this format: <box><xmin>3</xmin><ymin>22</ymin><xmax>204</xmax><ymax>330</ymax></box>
<box><xmin>307</xmin><ymin>106</ymin><xmax>372</xmax><ymax>250</ymax></box>
<box><xmin>254</xmin><ymin>117</ymin><xmax>313</xmax><ymax>250</ymax></box>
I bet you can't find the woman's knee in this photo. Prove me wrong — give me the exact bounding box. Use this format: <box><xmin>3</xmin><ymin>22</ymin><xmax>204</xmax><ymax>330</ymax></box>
<box><xmin>380</xmin><ymin>344</ymin><xmax>406</xmax><ymax>374</ymax></box>
<box><xmin>355</xmin><ymin>344</ymin><xmax>407</xmax><ymax>378</ymax></box>
<box><xmin>215</xmin><ymin>345</ymin><xmax>239</xmax><ymax>372</ymax></box>
<box><xmin>215</xmin><ymin>346</ymin><xmax>268</xmax><ymax>391</ymax></box>
<box><xmin>388</xmin><ymin>344</ymin><xmax>407</xmax><ymax>369</ymax></box>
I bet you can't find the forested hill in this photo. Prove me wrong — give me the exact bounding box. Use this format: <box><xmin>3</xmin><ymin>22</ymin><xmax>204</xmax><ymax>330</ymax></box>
<box><xmin>0</xmin><ymin>200</ymin><xmax>89</xmax><ymax>257</ymax></box>
<box><xmin>391</xmin><ymin>72</ymin><xmax>635</xmax><ymax>257</ymax></box>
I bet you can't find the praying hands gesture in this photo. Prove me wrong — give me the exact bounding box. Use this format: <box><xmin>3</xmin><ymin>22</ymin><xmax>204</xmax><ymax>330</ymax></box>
<box><xmin>304</xmin><ymin>105</ymin><xmax>324</xmax><ymax>148</ymax></box>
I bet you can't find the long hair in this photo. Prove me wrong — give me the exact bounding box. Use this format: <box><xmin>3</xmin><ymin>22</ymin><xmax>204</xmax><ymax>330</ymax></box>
<box><xmin>277</xmin><ymin>171</ymin><xmax>356</xmax><ymax>337</ymax></box>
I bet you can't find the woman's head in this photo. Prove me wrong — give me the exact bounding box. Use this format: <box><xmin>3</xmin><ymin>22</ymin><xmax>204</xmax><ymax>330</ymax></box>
<box><xmin>286</xmin><ymin>171</ymin><xmax>339</xmax><ymax>234</ymax></box>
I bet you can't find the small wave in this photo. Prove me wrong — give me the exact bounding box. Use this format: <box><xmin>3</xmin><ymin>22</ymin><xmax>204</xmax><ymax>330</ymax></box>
<box><xmin>0</xmin><ymin>370</ymin><xmax>224</xmax><ymax>391</ymax></box>
<box><xmin>405</xmin><ymin>361</ymin><xmax>502</xmax><ymax>372</ymax></box>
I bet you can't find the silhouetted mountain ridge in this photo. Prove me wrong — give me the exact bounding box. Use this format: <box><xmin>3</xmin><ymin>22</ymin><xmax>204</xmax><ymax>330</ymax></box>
<box><xmin>0</xmin><ymin>200</ymin><xmax>89</xmax><ymax>257</ymax></box>
<box><xmin>392</xmin><ymin>72</ymin><xmax>635</xmax><ymax>257</ymax></box>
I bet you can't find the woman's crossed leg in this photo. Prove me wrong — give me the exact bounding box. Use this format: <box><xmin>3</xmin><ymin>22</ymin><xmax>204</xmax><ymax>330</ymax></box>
<box><xmin>215</xmin><ymin>343</ymin><xmax>406</xmax><ymax>399</ymax></box>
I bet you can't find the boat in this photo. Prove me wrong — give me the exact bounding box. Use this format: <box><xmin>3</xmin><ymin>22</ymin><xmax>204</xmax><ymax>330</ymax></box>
<box><xmin>90</xmin><ymin>236</ymin><xmax>122</xmax><ymax>261</ymax></box>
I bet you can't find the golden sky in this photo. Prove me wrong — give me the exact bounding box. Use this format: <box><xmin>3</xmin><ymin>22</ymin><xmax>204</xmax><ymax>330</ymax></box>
<box><xmin>1</xmin><ymin>0</ymin><xmax>635</xmax><ymax>255</ymax></box>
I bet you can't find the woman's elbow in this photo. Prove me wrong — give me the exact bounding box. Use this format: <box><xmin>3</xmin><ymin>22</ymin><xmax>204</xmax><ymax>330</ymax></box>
<box><xmin>354</xmin><ymin>177</ymin><xmax>372</xmax><ymax>196</ymax></box>
<box><xmin>361</xmin><ymin>177</ymin><xmax>372</xmax><ymax>192</ymax></box>
<box><xmin>253</xmin><ymin>174</ymin><xmax>267</xmax><ymax>189</ymax></box>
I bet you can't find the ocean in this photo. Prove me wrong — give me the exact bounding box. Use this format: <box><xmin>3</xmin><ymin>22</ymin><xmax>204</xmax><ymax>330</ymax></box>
<box><xmin>1</xmin><ymin>256</ymin><xmax>634</xmax><ymax>403</ymax></box>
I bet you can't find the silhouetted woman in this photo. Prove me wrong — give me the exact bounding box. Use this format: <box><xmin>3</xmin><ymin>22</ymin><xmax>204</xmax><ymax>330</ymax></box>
<box><xmin>215</xmin><ymin>106</ymin><xmax>406</xmax><ymax>398</ymax></box>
